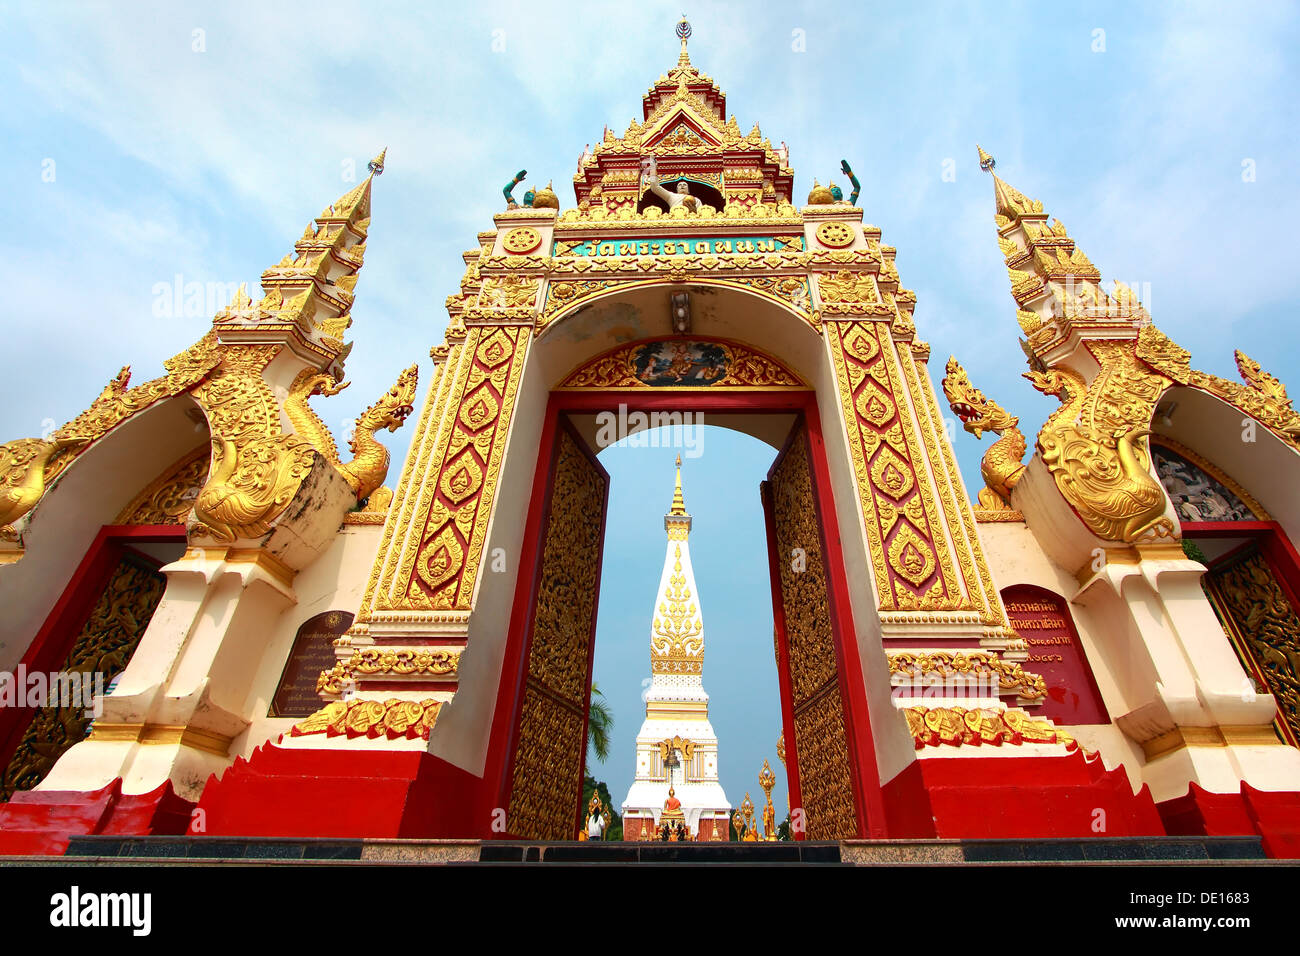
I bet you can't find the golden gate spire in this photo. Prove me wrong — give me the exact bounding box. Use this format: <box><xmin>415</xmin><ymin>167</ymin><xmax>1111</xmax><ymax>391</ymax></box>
<box><xmin>977</xmin><ymin>145</ymin><xmax>1138</xmax><ymax>345</ymax></box>
<box><xmin>669</xmin><ymin>453</ymin><xmax>689</xmax><ymax>517</ymax></box>
<box><xmin>214</xmin><ymin>148</ymin><xmax>387</xmax><ymax>358</ymax></box>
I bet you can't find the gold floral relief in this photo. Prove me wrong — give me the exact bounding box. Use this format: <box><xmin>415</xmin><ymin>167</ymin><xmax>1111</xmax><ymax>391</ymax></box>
<box><xmin>290</xmin><ymin>698</ymin><xmax>441</xmax><ymax>740</ymax></box>
<box><xmin>315</xmin><ymin>648</ymin><xmax>461</xmax><ymax>696</ymax></box>
<box><xmin>769</xmin><ymin>425</ymin><xmax>858</xmax><ymax>838</ymax></box>
<box><xmin>904</xmin><ymin>706</ymin><xmax>1075</xmax><ymax>751</ymax></box>
<box><xmin>115</xmin><ymin>445</ymin><xmax>211</xmax><ymax>526</ymax></box>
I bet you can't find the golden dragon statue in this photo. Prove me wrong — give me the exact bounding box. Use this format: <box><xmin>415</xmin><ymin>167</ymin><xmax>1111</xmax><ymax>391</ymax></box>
<box><xmin>284</xmin><ymin>364</ymin><xmax>419</xmax><ymax>503</ymax></box>
<box><xmin>941</xmin><ymin>357</ymin><xmax>1027</xmax><ymax>509</ymax></box>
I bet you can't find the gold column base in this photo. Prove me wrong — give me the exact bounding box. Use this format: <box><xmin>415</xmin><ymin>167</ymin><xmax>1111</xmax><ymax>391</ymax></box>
<box><xmin>1141</xmin><ymin>724</ymin><xmax>1284</xmax><ymax>761</ymax></box>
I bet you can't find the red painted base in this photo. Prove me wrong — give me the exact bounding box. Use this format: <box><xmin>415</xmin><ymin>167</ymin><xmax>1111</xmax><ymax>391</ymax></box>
<box><xmin>0</xmin><ymin>779</ymin><xmax>193</xmax><ymax>856</ymax></box>
<box><xmin>192</xmin><ymin>742</ymin><xmax>489</xmax><ymax>839</ymax></box>
<box><xmin>882</xmin><ymin>750</ymin><xmax>1165</xmax><ymax>840</ymax></box>
<box><xmin>1158</xmin><ymin>782</ymin><xmax>1300</xmax><ymax>859</ymax></box>
<box><xmin>10</xmin><ymin>745</ymin><xmax>1298</xmax><ymax>857</ymax></box>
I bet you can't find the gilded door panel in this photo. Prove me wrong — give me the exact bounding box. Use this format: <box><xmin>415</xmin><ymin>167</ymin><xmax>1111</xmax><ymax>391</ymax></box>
<box><xmin>1204</xmin><ymin>547</ymin><xmax>1300</xmax><ymax>747</ymax></box>
<box><xmin>766</xmin><ymin>422</ymin><xmax>859</xmax><ymax>838</ymax></box>
<box><xmin>1</xmin><ymin>555</ymin><xmax>166</xmax><ymax>800</ymax></box>
<box><xmin>505</xmin><ymin>425</ymin><xmax>609</xmax><ymax>839</ymax></box>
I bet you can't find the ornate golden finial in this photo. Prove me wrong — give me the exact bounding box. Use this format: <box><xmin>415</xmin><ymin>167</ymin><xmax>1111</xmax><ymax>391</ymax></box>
<box><xmin>977</xmin><ymin>144</ymin><xmax>995</xmax><ymax>172</ymax></box>
<box><xmin>669</xmin><ymin>454</ymin><xmax>688</xmax><ymax>516</ymax></box>
<box><xmin>759</xmin><ymin>759</ymin><xmax>777</xmax><ymax>840</ymax></box>
<box><xmin>368</xmin><ymin>148</ymin><xmax>387</xmax><ymax>176</ymax></box>
<box><xmin>676</xmin><ymin>14</ymin><xmax>692</xmax><ymax>66</ymax></box>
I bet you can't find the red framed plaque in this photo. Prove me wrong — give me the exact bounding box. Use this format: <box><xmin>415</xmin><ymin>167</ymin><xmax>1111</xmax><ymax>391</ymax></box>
<box><xmin>1001</xmin><ymin>585</ymin><xmax>1109</xmax><ymax>725</ymax></box>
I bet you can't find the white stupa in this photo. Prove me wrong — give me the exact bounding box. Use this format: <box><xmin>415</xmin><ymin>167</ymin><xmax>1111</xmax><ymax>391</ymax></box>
<box><xmin>621</xmin><ymin>457</ymin><xmax>731</xmax><ymax>841</ymax></box>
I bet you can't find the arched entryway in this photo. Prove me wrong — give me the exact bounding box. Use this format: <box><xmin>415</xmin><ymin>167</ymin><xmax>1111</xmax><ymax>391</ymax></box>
<box><xmin>484</xmin><ymin>379</ymin><xmax>880</xmax><ymax>841</ymax></box>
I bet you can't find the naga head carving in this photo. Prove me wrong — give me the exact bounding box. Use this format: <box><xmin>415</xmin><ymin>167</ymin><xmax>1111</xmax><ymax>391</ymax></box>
<box><xmin>355</xmin><ymin>364</ymin><xmax>419</xmax><ymax>445</ymax></box>
<box><xmin>942</xmin><ymin>356</ymin><xmax>1019</xmax><ymax>438</ymax></box>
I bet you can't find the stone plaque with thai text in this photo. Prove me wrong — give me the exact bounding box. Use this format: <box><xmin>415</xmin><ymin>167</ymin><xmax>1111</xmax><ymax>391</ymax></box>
<box><xmin>269</xmin><ymin>610</ymin><xmax>354</xmax><ymax>718</ymax></box>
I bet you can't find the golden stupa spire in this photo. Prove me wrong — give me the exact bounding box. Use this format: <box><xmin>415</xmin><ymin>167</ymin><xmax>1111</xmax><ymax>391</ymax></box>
<box><xmin>669</xmin><ymin>454</ymin><xmax>688</xmax><ymax>516</ymax></box>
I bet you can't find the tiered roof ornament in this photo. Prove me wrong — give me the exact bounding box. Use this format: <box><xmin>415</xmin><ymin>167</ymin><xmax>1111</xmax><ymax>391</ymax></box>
<box><xmin>213</xmin><ymin>148</ymin><xmax>389</xmax><ymax>370</ymax></box>
<box><xmin>569</xmin><ymin>18</ymin><xmax>794</xmax><ymax>216</ymax></box>
<box><xmin>944</xmin><ymin>145</ymin><xmax>1300</xmax><ymax>549</ymax></box>
<box><xmin>0</xmin><ymin>150</ymin><xmax>416</xmax><ymax>550</ymax></box>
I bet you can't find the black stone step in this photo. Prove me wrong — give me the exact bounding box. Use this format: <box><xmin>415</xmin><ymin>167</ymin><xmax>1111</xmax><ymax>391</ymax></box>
<box><xmin>50</xmin><ymin>833</ymin><xmax>1270</xmax><ymax>864</ymax></box>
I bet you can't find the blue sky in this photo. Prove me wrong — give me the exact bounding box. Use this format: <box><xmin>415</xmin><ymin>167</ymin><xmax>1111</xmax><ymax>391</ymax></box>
<box><xmin>3</xmin><ymin>2</ymin><xmax>1298</xmax><ymax>814</ymax></box>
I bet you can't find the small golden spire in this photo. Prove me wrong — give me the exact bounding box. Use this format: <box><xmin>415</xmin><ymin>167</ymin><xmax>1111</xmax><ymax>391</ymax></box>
<box><xmin>676</xmin><ymin>15</ymin><xmax>692</xmax><ymax>67</ymax></box>
<box><xmin>669</xmin><ymin>454</ymin><xmax>688</xmax><ymax>516</ymax></box>
<box><xmin>976</xmin><ymin>146</ymin><xmax>1045</xmax><ymax>223</ymax></box>
<box><xmin>368</xmin><ymin>148</ymin><xmax>387</xmax><ymax>176</ymax></box>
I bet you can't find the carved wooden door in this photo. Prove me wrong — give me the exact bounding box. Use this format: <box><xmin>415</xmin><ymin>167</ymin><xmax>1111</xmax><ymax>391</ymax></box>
<box><xmin>761</xmin><ymin>419</ymin><xmax>861</xmax><ymax>839</ymax></box>
<box><xmin>1204</xmin><ymin>545</ymin><xmax>1300</xmax><ymax>748</ymax></box>
<box><xmin>1</xmin><ymin>551</ymin><xmax>166</xmax><ymax>799</ymax></box>
<box><xmin>504</xmin><ymin>422</ymin><xmax>610</xmax><ymax>839</ymax></box>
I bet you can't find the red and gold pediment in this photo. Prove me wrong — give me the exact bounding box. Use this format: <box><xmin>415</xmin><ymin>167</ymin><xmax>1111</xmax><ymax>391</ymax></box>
<box><xmin>645</xmin><ymin>118</ymin><xmax>721</xmax><ymax>153</ymax></box>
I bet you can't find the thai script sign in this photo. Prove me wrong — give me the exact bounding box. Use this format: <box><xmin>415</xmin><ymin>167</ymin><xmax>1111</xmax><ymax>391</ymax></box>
<box><xmin>557</xmin><ymin>236</ymin><xmax>801</xmax><ymax>257</ymax></box>
<box><xmin>1002</xmin><ymin>585</ymin><xmax>1109</xmax><ymax>725</ymax></box>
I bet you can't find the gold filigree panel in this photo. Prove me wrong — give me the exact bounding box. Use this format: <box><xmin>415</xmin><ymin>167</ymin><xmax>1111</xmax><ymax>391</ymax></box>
<box><xmin>770</xmin><ymin>425</ymin><xmax>858</xmax><ymax>839</ymax></box>
<box><xmin>392</xmin><ymin>326</ymin><xmax>529</xmax><ymax>611</ymax></box>
<box><xmin>793</xmin><ymin>683</ymin><xmax>858</xmax><ymax>839</ymax></box>
<box><xmin>826</xmin><ymin>321</ymin><xmax>962</xmax><ymax>611</ymax></box>
<box><xmin>2</xmin><ymin>556</ymin><xmax>165</xmax><ymax>800</ymax></box>
<box><xmin>115</xmin><ymin>445</ymin><xmax>211</xmax><ymax>525</ymax></box>
<box><xmin>506</xmin><ymin>428</ymin><xmax>608</xmax><ymax>839</ymax></box>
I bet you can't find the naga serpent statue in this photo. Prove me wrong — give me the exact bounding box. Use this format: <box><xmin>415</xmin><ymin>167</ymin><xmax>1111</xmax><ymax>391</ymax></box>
<box><xmin>284</xmin><ymin>364</ymin><xmax>419</xmax><ymax>503</ymax></box>
<box><xmin>0</xmin><ymin>435</ymin><xmax>89</xmax><ymax>533</ymax></box>
<box><xmin>1025</xmin><ymin>363</ymin><xmax>1172</xmax><ymax>542</ymax></box>
<box><xmin>941</xmin><ymin>357</ymin><xmax>1027</xmax><ymax>509</ymax></box>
